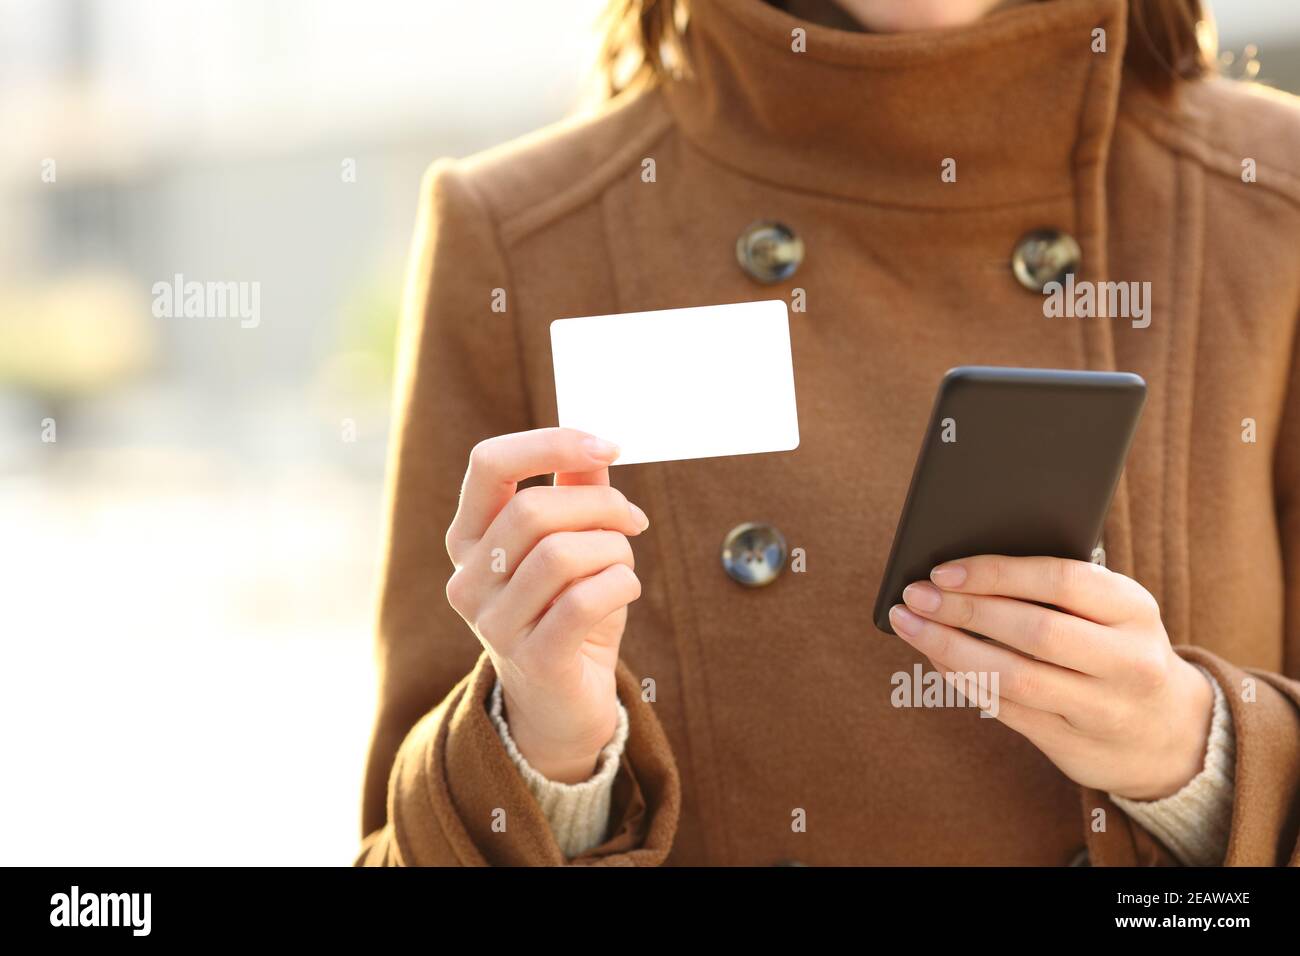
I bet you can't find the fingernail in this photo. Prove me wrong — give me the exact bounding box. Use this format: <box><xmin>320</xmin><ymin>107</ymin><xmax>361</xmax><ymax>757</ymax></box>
<box><xmin>930</xmin><ymin>563</ymin><xmax>967</xmax><ymax>588</ymax></box>
<box><xmin>902</xmin><ymin>582</ymin><xmax>942</xmax><ymax>613</ymax></box>
<box><xmin>583</xmin><ymin>435</ymin><xmax>620</xmax><ymax>462</ymax></box>
<box><xmin>889</xmin><ymin>604</ymin><xmax>924</xmax><ymax>637</ymax></box>
<box><xmin>628</xmin><ymin>502</ymin><xmax>649</xmax><ymax>531</ymax></box>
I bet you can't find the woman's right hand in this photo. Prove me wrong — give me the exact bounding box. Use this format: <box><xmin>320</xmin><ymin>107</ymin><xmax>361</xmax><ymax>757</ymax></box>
<box><xmin>443</xmin><ymin>427</ymin><xmax>648</xmax><ymax>783</ymax></box>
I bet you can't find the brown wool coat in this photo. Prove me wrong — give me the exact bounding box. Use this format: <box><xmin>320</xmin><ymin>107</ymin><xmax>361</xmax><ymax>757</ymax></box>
<box><xmin>356</xmin><ymin>0</ymin><xmax>1300</xmax><ymax>865</ymax></box>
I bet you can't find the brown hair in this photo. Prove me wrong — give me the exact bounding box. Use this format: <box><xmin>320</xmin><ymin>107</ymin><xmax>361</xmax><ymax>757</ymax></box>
<box><xmin>598</xmin><ymin>0</ymin><xmax>1215</xmax><ymax>97</ymax></box>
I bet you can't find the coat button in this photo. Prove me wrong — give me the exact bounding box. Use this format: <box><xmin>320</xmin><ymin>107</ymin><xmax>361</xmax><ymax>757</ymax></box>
<box><xmin>721</xmin><ymin>522</ymin><xmax>787</xmax><ymax>587</ymax></box>
<box><xmin>1011</xmin><ymin>228</ymin><xmax>1081</xmax><ymax>292</ymax></box>
<box><xmin>736</xmin><ymin>220</ymin><xmax>803</xmax><ymax>283</ymax></box>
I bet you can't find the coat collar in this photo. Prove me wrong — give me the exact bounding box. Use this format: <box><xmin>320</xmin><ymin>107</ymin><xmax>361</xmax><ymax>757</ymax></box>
<box><xmin>662</xmin><ymin>0</ymin><xmax>1130</xmax><ymax>208</ymax></box>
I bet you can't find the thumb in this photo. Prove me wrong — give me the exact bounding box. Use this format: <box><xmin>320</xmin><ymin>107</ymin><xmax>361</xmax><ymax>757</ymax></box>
<box><xmin>554</xmin><ymin>465</ymin><xmax>610</xmax><ymax>487</ymax></box>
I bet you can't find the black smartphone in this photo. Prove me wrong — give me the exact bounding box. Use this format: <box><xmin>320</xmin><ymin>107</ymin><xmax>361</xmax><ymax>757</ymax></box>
<box><xmin>872</xmin><ymin>366</ymin><xmax>1147</xmax><ymax>634</ymax></box>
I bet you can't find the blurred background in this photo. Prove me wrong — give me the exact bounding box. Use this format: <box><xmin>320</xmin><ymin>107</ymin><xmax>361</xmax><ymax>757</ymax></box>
<box><xmin>0</xmin><ymin>0</ymin><xmax>1296</xmax><ymax>866</ymax></box>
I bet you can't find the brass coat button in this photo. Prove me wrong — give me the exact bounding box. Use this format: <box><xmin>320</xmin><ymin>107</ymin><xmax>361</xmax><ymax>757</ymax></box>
<box><xmin>721</xmin><ymin>522</ymin><xmax>787</xmax><ymax>587</ymax></box>
<box><xmin>736</xmin><ymin>220</ymin><xmax>803</xmax><ymax>283</ymax></box>
<box><xmin>1011</xmin><ymin>228</ymin><xmax>1082</xmax><ymax>291</ymax></box>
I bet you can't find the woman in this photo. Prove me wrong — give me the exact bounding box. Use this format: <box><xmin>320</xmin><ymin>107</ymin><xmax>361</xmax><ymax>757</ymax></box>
<box><xmin>356</xmin><ymin>0</ymin><xmax>1300</xmax><ymax>866</ymax></box>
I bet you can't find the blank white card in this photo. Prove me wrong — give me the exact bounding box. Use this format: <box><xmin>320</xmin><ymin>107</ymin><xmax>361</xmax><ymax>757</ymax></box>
<box><xmin>550</xmin><ymin>299</ymin><xmax>800</xmax><ymax>466</ymax></box>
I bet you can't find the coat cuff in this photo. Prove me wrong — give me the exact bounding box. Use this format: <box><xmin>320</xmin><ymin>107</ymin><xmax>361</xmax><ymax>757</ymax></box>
<box><xmin>1082</xmin><ymin>646</ymin><xmax>1300</xmax><ymax>866</ymax></box>
<box><xmin>378</xmin><ymin>651</ymin><xmax>679</xmax><ymax>865</ymax></box>
<box><xmin>1110</xmin><ymin>666</ymin><xmax>1235</xmax><ymax>865</ymax></box>
<box><xmin>488</xmin><ymin>678</ymin><xmax>628</xmax><ymax>858</ymax></box>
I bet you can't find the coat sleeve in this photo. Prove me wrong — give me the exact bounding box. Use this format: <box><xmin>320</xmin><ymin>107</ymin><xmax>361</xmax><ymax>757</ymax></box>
<box><xmin>1084</xmin><ymin>317</ymin><xmax>1300</xmax><ymax>868</ymax></box>
<box><xmin>356</xmin><ymin>159</ymin><xmax>680</xmax><ymax>866</ymax></box>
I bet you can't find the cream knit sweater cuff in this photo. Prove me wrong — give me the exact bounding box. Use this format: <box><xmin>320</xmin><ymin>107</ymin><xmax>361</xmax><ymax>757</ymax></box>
<box><xmin>488</xmin><ymin>680</ymin><xmax>629</xmax><ymax>859</ymax></box>
<box><xmin>1109</xmin><ymin>665</ymin><xmax>1236</xmax><ymax>866</ymax></box>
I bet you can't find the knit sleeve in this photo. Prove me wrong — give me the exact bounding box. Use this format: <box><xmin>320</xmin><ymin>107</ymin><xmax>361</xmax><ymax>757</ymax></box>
<box><xmin>489</xmin><ymin>680</ymin><xmax>629</xmax><ymax>859</ymax></box>
<box><xmin>1109</xmin><ymin>667</ymin><xmax>1235</xmax><ymax>866</ymax></box>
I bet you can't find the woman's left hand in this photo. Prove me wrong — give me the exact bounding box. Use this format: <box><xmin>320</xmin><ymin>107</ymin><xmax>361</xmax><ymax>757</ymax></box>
<box><xmin>888</xmin><ymin>555</ymin><xmax>1215</xmax><ymax>801</ymax></box>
